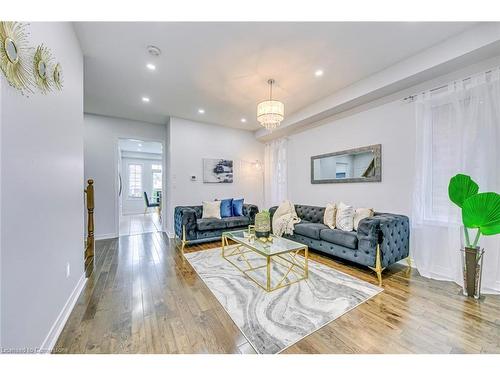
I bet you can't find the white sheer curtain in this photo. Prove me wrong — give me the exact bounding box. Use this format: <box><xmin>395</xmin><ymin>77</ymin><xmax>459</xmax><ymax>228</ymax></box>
<box><xmin>412</xmin><ymin>68</ymin><xmax>500</xmax><ymax>294</ymax></box>
<box><xmin>264</xmin><ymin>138</ymin><xmax>288</xmax><ymax>209</ymax></box>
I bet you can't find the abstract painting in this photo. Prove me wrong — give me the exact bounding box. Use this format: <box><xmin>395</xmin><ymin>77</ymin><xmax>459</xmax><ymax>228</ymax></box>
<box><xmin>203</xmin><ymin>158</ymin><xmax>233</xmax><ymax>183</ymax></box>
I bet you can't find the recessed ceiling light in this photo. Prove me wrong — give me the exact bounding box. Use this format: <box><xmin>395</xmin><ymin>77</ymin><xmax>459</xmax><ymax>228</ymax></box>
<box><xmin>198</xmin><ymin>108</ymin><xmax>205</xmax><ymax>114</ymax></box>
<box><xmin>314</xmin><ymin>69</ymin><xmax>324</xmax><ymax>77</ymax></box>
<box><xmin>146</xmin><ymin>63</ymin><xmax>156</xmax><ymax>70</ymax></box>
<box><xmin>241</xmin><ymin>118</ymin><xmax>247</xmax><ymax>123</ymax></box>
<box><xmin>138</xmin><ymin>143</ymin><xmax>143</xmax><ymax>147</ymax></box>
<box><xmin>142</xmin><ymin>97</ymin><xmax>150</xmax><ymax>103</ymax></box>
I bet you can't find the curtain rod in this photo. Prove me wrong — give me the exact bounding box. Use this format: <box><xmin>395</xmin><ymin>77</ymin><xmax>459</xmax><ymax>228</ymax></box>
<box><xmin>403</xmin><ymin>69</ymin><xmax>494</xmax><ymax>102</ymax></box>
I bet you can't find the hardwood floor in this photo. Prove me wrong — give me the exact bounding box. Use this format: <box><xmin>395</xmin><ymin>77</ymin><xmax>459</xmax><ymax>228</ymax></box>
<box><xmin>54</xmin><ymin>232</ymin><xmax>500</xmax><ymax>354</ymax></box>
<box><xmin>119</xmin><ymin>212</ymin><xmax>162</xmax><ymax>236</ymax></box>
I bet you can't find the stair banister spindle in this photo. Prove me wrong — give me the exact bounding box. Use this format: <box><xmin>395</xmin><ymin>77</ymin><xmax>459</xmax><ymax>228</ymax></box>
<box><xmin>84</xmin><ymin>179</ymin><xmax>95</xmax><ymax>276</ymax></box>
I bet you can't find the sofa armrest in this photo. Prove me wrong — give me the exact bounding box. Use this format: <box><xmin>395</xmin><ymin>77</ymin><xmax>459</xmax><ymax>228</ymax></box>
<box><xmin>269</xmin><ymin>206</ymin><xmax>278</xmax><ymax>218</ymax></box>
<box><xmin>377</xmin><ymin>213</ymin><xmax>410</xmax><ymax>268</ymax></box>
<box><xmin>174</xmin><ymin>206</ymin><xmax>198</xmax><ymax>240</ymax></box>
<box><xmin>243</xmin><ymin>204</ymin><xmax>259</xmax><ymax>223</ymax></box>
<box><xmin>357</xmin><ymin>213</ymin><xmax>410</xmax><ymax>268</ymax></box>
<box><xmin>269</xmin><ymin>206</ymin><xmax>278</xmax><ymax>232</ymax></box>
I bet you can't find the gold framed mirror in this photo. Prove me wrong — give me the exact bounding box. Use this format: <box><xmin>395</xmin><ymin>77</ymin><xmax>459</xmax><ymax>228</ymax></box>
<box><xmin>311</xmin><ymin>144</ymin><xmax>382</xmax><ymax>184</ymax></box>
<box><xmin>0</xmin><ymin>21</ymin><xmax>33</xmax><ymax>94</ymax></box>
<box><xmin>53</xmin><ymin>62</ymin><xmax>63</xmax><ymax>90</ymax></box>
<box><xmin>4</xmin><ymin>37</ymin><xmax>19</xmax><ymax>63</ymax></box>
<box><xmin>37</xmin><ymin>60</ymin><xmax>47</xmax><ymax>79</ymax></box>
<box><xmin>33</xmin><ymin>44</ymin><xmax>53</xmax><ymax>93</ymax></box>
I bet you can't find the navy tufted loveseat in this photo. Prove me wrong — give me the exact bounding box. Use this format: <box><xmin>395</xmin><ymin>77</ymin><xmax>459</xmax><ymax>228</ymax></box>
<box><xmin>174</xmin><ymin>204</ymin><xmax>259</xmax><ymax>252</ymax></box>
<box><xmin>269</xmin><ymin>204</ymin><xmax>410</xmax><ymax>285</ymax></box>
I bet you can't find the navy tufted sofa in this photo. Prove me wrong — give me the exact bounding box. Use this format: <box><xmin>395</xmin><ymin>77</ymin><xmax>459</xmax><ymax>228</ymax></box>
<box><xmin>269</xmin><ymin>204</ymin><xmax>410</xmax><ymax>285</ymax></box>
<box><xmin>174</xmin><ymin>204</ymin><xmax>259</xmax><ymax>252</ymax></box>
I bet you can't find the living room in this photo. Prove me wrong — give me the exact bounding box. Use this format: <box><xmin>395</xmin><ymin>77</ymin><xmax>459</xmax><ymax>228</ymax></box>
<box><xmin>1</xmin><ymin>0</ymin><xmax>499</xmax><ymax>373</ymax></box>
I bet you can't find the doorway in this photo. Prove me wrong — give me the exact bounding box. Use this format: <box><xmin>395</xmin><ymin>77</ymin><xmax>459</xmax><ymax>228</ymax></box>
<box><xmin>118</xmin><ymin>138</ymin><xmax>163</xmax><ymax>236</ymax></box>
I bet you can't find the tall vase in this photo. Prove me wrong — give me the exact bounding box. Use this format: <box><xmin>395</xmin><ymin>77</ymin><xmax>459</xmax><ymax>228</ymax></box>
<box><xmin>461</xmin><ymin>247</ymin><xmax>484</xmax><ymax>299</ymax></box>
<box><xmin>255</xmin><ymin>212</ymin><xmax>271</xmax><ymax>239</ymax></box>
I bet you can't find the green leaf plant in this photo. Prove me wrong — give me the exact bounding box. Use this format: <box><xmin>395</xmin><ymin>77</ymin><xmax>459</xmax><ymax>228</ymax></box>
<box><xmin>448</xmin><ymin>174</ymin><xmax>500</xmax><ymax>249</ymax></box>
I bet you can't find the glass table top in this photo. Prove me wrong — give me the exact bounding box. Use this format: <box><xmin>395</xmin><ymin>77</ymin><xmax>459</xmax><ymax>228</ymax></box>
<box><xmin>222</xmin><ymin>230</ymin><xmax>307</xmax><ymax>256</ymax></box>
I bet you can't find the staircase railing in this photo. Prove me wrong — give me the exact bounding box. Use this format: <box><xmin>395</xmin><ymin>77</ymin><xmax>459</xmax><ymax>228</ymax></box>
<box><xmin>84</xmin><ymin>179</ymin><xmax>95</xmax><ymax>277</ymax></box>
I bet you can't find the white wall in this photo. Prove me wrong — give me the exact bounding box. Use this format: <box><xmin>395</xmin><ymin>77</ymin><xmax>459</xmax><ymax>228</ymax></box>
<box><xmin>84</xmin><ymin>114</ymin><xmax>166</xmax><ymax>239</ymax></box>
<box><xmin>0</xmin><ymin>23</ymin><xmax>84</xmax><ymax>349</ymax></box>
<box><xmin>287</xmin><ymin>99</ymin><xmax>415</xmax><ymax>215</ymax></box>
<box><xmin>121</xmin><ymin>153</ymin><xmax>162</xmax><ymax>215</ymax></box>
<box><xmin>165</xmin><ymin>117</ymin><xmax>265</xmax><ymax>235</ymax></box>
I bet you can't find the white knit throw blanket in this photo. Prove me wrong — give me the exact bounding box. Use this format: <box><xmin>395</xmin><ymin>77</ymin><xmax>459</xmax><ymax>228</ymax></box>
<box><xmin>272</xmin><ymin>200</ymin><xmax>301</xmax><ymax>237</ymax></box>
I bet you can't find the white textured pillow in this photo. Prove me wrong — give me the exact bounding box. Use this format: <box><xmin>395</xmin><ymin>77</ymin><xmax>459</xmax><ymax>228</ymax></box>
<box><xmin>323</xmin><ymin>202</ymin><xmax>337</xmax><ymax>229</ymax></box>
<box><xmin>354</xmin><ymin>208</ymin><xmax>374</xmax><ymax>231</ymax></box>
<box><xmin>336</xmin><ymin>202</ymin><xmax>355</xmax><ymax>231</ymax></box>
<box><xmin>202</xmin><ymin>201</ymin><xmax>221</xmax><ymax>219</ymax></box>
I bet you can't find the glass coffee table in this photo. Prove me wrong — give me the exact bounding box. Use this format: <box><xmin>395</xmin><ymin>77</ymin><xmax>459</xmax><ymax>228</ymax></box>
<box><xmin>221</xmin><ymin>229</ymin><xmax>309</xmax><ymax>292</ymax></box>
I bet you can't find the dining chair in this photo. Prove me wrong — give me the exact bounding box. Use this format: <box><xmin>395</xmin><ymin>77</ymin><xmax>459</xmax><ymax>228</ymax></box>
<box><xmin>143</xmin><ymin>192</ymin><xmax>160</xmax><ymax>215</ymax></box>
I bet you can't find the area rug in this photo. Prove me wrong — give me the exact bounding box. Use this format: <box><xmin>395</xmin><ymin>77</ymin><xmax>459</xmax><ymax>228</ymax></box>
<box><xmin>185</xmin><ymin>247</ymin><xmax>382</xmax><ymax>354</ymax></box>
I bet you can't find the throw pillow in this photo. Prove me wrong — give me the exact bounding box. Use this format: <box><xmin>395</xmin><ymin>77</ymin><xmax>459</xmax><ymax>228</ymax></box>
<box><xmin>232</xmin><ymin>198</ymin><xmax>244</xmax><ymax>216</ymax></box>
<box><xmin>202</xmin><ymin>200</ymin><xmax>221</xmax><ymax>219</ymax></box>
<box><xmin>354</xmin><ymin>208</ymin><xmax>374</xmax><ymax>231</ymax></box>
<box><xmin>323</xmin><ymin>202</ymin><xmax>337</xmax><ymax>229</ymax></box>
<box><xmin>336</xmin><ymin>202</ymin><xmax>355</xmax><ymax>231</ymax></box>
<box><xmin>220</xmin><ymin>198</ymin><xmax>233</xmax><ymax>217</ymax></box>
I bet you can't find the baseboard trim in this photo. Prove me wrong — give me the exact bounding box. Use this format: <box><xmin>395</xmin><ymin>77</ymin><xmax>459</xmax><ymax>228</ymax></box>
<box><xmin>95</xmin><ymin>233</ymin><xmax>118</xmax><ymax>240</ymax></box>
<box><xmin>397</xmin><ymin>257</ymin><xmax>415</xmax><ymax>268</ymax></box>
<box><xmin>39</xmin><ymin>273</ymin><xmax>87</xmax><ymax>353</ymax></box>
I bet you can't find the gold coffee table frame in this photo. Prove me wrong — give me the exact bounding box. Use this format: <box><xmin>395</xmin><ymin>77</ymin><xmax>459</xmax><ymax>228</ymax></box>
<box><xmin>221</xmin><ymin>229</ymin><xmax>309</xmax><ymax>292</ymax></box>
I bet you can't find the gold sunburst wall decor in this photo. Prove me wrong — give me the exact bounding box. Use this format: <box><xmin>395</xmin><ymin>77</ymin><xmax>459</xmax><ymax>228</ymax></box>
<box><xmin>33</xmin><ymin>44</ymin><xmax>54</xmax><ymax>93</ymax></box>
<box><xmin>53</xmin><ymin>62</ymin><xmax>63</xmax><ymax>90</ymax></box>
<box><xmin>0</xmin><ymin>21</ymin><xmax>34</xmax><ymax>94</ymax></box>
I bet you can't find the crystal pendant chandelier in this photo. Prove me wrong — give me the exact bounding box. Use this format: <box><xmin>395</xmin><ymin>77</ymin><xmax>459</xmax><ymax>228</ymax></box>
<box><xmin>257</xmin><ymin>79</ymin><xmax>284</xmax><ymax>131</ymax></box>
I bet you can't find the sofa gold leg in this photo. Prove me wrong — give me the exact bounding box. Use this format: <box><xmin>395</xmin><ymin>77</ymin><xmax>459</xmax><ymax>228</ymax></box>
<box><xmin>180</xmin><ymin>225</ymin><xmax>187</xmax><ymax>256</ymax></box>
<box><xmin>368</xmin><ymin>244</ymin><xmax>385</xmax><ymax>287</ymax></box>
<box><xmin>404</xmin><ymin>256</ymin><xmax>412</xmax><ymax>276</ymax></box>
<box><xmin>175</xmin><ymin>225</ymin><xmax>188</xmax><ymax>256</ymax></box>
<box><xmin>375</xmin><ymin>269</ymin><xmax>382</xmax><ymax>287</ymax></box>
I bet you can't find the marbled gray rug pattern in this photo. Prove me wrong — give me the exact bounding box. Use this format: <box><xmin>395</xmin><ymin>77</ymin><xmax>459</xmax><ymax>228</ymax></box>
<box><xmin>185</xmin><ymin>247</ymin><xmax>382</xmax><ymax>354</ymax></box>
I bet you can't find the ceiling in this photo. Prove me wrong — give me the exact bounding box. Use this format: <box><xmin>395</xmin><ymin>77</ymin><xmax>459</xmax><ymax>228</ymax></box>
<box><xmin>75</xmin><ymin>22</ymin><xmax>476</xmax><ymax>130</ymax></box>
<box><xmin>119</xmin><ymin>139</ymin><xmax>162</xmax><ymax>154</ymax></box>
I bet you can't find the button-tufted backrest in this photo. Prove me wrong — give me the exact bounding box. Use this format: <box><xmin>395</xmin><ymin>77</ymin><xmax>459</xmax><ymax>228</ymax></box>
<box><xmin>295</xmin><ymin>205</ymin><xmax>326</xmax><ymax>223</ymax></box>
<box><xmin>192</xmin><ymin>205</ymin><xmax>203</xmax><ymax>218</ymax></box>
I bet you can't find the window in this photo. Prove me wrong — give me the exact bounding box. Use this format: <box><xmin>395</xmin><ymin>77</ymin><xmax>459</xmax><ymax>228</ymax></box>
<box><xmin>152</xmin><ymin>163</ymin><xmax>162</xmax><ymax>190</ymax></box>
<box><xmin>423</xmin><ymin>97</ymin><xmax>471</xmax><ymax>223</ymax></box>
<box><xmin>128</xmin><ymin>164</ymin><xmax>142</xmax><ymax>198</ymax></box>
<box><xmin>151</xmin><ymin>163</ymin><xmax>162</xmax><ymax>202</ymax></box>
<box><xmin>152</xmin><ymin>171</ymin><xmax>162</xmax><ymax>190</ymax></box>
<box><xmin>428</xmin><ymin>103</ymin><xmax>455</xmax><ymax>220</ymax></box>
